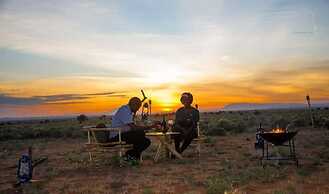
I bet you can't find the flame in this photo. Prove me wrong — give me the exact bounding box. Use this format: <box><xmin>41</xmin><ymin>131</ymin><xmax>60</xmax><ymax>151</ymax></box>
<box><xmin>272</xmin><ymin>127</ymin><xmax>286</xmax><ymax>133</ymax></box>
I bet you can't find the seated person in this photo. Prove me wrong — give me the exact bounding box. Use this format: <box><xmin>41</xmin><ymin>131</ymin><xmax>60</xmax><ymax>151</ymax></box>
<box><xmin>110</xmin><ymin>97</ymin><xmax>160</xmax><ymax>161</ymax></box>
<box><xmin>173</xmin><ymin>92</ymin><xmax>200</xmax><ymax>154</ymax></box>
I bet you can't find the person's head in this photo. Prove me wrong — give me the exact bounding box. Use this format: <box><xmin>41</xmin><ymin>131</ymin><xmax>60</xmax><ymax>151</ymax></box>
<box><xmin>180</xmin><ymin>92</ymin><xmax>193</xmax><ymax>107</ymax></box>
<box><xmin>128</xmin><ymin>97</ymin><xmax>142</xmax><ymax>113</ymax></box>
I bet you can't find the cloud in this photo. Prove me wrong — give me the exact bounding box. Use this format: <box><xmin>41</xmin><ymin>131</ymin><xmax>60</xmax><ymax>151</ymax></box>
<box><xmin>1</xmin><ymin>0</ymin><xmax>328</xmax><ymax>85</ymax></box>
<box><xmin>86</xmin><ymin>92</ymin><xmax>117</xmax><ymax>96</ymax></box>
<box><xmin>34</xmin><ymin>94</ymin><xmax>89</xmax><ymax>102</ymax></box>
<box><xmin>0</xmin><ymin>91</ymin><xmax>126</xmax><ymax>105</ymax></box>
<box><xmin>0</xmin><ymin>94</ymin><xmax>42</xmax><ymax>105</ymax></box>
<box><xmin>183</xmin><ymin>60</ymin><xmax>329</xmax><ymax>104</ymax></box>
<box><xmin>43</xmin><ymin>101</ymin><xmax>91</xmax><ymax>105</ymax></box>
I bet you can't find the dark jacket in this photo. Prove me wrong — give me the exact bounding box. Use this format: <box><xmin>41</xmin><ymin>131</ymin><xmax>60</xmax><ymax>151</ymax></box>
<box><xmin>174</xmin><ymin>106</ymin><xmax>200</xmax><ymax>137</ymax></box>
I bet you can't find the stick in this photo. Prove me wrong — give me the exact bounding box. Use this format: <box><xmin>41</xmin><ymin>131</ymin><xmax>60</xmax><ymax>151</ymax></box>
<box><xmin>32</xmin><ymin>157</ymin><xmax>48</xmax><ymax>168</ymax></box>
<box><xmin>306</xmin><ymin>95</ymin><xmax>314</xmax><ymax>128</ymax></box>
<box><xmin>3</xmin><ymin>157</ymin><xmax>48</xmax><ymax>170</ymax></box>
<box><xmin>141</xmin><ymin>90</ymin><xmax>147</xmax><ymax>102</ymax></box>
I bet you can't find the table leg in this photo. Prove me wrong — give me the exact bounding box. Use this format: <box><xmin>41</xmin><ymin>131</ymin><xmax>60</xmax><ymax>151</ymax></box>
<box><xmin>154</xmin><ymin>142</ymin><xmax>162</xmax><ymax>162</ymax></box>
<box><xmin>160</xmin><ymin>139</ymin><xmax>183</xmax><ymax>159</ymax></box>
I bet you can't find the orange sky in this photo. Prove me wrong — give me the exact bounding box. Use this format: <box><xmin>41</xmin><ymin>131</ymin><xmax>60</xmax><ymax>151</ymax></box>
<box><xmin>1</xmin><ymin>61</ymin><xmax>328</xmax><ymax>117</ymax></box>
<box><xmin>1</xmin><ymin>1</ymin><xmax>329</xmax><ymax>117</ymax></box>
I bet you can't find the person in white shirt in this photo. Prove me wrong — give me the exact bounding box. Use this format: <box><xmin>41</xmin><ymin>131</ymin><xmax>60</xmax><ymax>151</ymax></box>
<box><xmin>110</xmin><ymin>97</ymin><xmax>159</xmax><ymax>161</ymax></box>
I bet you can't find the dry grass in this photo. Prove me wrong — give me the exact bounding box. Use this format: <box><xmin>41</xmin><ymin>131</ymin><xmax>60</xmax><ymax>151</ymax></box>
<box><xmin>1</xmin><ymin>110</ymin><xmax>329</xmax><ymax>194</ymax></box>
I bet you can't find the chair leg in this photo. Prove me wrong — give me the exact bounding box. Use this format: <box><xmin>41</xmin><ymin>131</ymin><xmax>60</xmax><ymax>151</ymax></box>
<box><xmin>119</xmin><ymin>146</ymin><xmax>122</xmax><ymax>158</ymax></box>
<box><xmin>197</xmin><ymin>141</ymin><xmax>201</xmax><ymax>157</ymax></box>
<box><xmin>88</xmin><ymin>151</ymin><xmax>93</xmax><ymax>161</ymax></box>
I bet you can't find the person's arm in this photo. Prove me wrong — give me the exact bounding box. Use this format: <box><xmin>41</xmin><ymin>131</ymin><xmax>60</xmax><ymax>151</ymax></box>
<box><xmin>127</xmin><ymin>121</ymin><xmax>162</xmax><ymax>131</ymax></box>
<box><xmin>127</xmin><ymin>123</ymin><xmax>150</xmax><ymax>131</ymax></box>
<box><xmin>195</xmin><ymin>109</ymin><xmax>200</xmax><ymax>123</ymax></box>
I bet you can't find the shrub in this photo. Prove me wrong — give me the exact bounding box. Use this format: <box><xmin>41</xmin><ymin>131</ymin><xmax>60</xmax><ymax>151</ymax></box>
<box><xmin>77</xmin><ymin>114</ymin><xmax>88</xmax><ymax>123</ymax></box>
<box><xmin>293</xmin><ymin>118</ymin><xmax>306</xmax><ymax>127</ymax></box>
<box><xmin>142</xmin><ymin>188</ymin><xmax>154</xmax><ymax>194</ymax></box>
<box><xmin>254</xmin><ymin>110</ymin><xmax>261</xmax><ymax>115</ymax></box>
<box><xmin>205</xmin><ymin>121</ymin><xmax>226</xmax><ymax>136</ymax></box>
<box><xmin>322</xmin><ymin>118</ymin><xmax>329</xmax><ymax>129</ymax></box>
<box><xmin>272</xmin><ymin>117</ymin><xmax>289</xmax><ymax>128</ymax></box>
<box><xmin>202</xmin><ymin>118</ymin><xmax>247</xmax><ymax>135</ymax></box>
<box><xmin>206</xmin><ymin>176</ymin><xmax>231</xmax><ymax>194</ymax></box>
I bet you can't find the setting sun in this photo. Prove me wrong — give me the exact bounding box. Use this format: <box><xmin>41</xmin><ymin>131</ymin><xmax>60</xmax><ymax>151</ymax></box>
<box><xmin>144</xmin><ymin>89</ymin><xmax>180</xmax><ymax>113</ymax></box>
<box><xmin>0</xmin><ymin>0</ymin><xmax>328</xmax><ymax>118</ymax></box>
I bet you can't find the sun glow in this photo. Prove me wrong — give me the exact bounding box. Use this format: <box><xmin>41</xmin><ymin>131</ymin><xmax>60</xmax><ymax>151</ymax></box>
<box><xmin>150</xmin><ymin>89</ymin><xmax>180</xmax><ymax>112</ymax></box>
<box><xmin>145</xmin><ymin>67</ymin><xmax>186</xmax><ymax>85</ymax></box>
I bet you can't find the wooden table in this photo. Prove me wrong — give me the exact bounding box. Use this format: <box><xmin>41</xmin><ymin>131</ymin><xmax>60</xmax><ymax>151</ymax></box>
<box><xmin>146</xmin><ymin>131</ymin><xmax>182</xmax><ymax>162</ymax></box>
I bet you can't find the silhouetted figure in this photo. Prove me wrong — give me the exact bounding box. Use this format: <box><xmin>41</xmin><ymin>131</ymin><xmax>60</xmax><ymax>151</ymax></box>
<box><xmin>173</xmin><ymin>92</ymin><xmax>200</xmax><ymax>154</ymax></box>
<box><xmin>110</xmin><ymin>97</ymin><xmax>159</xmax><ymax>161</ymax></box>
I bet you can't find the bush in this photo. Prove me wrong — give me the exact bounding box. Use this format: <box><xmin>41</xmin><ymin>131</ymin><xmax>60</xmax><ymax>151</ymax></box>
<box><xmin>206</xmin><ymin>177</ymin><xmax>231</xmax><ymax>194</ymax></box>
<box><xmin>208</xmin><ymin>127</ymin><xmax>226</xmax><ymax>136</ymax></box>
<box><xmin>321</xmin><ymin>118</ymin><xmax>329</xmax><ymax>129</ymax></box>
<box><xmin>254</xmin><ymin>110</ymin><xmax>261</xmax><ymax>115</ymax></box>
<box><xmin>0</xmin><ymin>122</ymin><xmax>84</xmax><ymax>141</ymax></box>
<box><xmin>77</xmin><ymin>114</ymin><xmax>88</xmax><ymax>123</ymax></box>
<box><xmin>272</xmin><ymin>117</ymin><xmax>289</xmax><ymax>128</ymax></box>
<box><xmin>202</xmin><ymin>118</ymin><xmax>247</xmax><ymax>136</ymax></box>
<box><xmin>217</xmin><ymin>119</ymin><xmax>246</xmax><ymax>134</ymax></box>
<box><xmin>293</xmin><ymin>118</ymin><xmax>306</xmax><ymax>127</ymax></box>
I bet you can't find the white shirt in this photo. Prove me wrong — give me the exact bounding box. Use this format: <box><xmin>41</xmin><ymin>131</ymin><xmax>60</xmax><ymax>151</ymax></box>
<box><xmin>110</xmin><ymin>105</ymin><xmax>133</xmax><ymax>138</ymax></box>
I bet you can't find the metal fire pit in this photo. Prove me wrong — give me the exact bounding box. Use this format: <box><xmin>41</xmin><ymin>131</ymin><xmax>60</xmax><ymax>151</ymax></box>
<box><xmin>260</xmin><ymin>131</ymin><xmax>297</xmax><ymax>146</ymax></box>
<box><xmin>259</xmin><ymin>131</ymin><xmax>299</xmax><ymax>166</ymax></box>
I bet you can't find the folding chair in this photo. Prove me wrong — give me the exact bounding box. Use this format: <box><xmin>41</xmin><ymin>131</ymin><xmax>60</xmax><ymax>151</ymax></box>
<box><xmin>82</xmin><ymin>126</ymin><xmax>133</xmax><ymax>161</ymax></box>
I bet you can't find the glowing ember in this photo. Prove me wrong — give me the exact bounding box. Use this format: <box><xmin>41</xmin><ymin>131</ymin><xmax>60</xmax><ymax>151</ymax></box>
<box><xmin>272</xmin><ymin>127</ymin><xmax>286</xmax><ymax>133</ymax></box>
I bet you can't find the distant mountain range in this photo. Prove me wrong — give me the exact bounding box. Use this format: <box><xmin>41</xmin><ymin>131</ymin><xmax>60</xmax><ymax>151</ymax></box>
<box><xmin>223</xmin><ymin>102</ymin><xmax>329</xmax><ymax>111</ymax></box>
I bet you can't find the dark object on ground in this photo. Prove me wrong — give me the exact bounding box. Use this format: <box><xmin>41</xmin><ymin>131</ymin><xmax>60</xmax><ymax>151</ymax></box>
<box><xmin>15</xmin><ymin>147</ymin><xmax>48</xmax><ymax>187</ymax></box>
<box><xmin>17</xmin><ymin>154</ymin><xmax>33</xmax><ymax>184</ymax></box>
<box><xmin>255</xmin><ymin>124</ymin><xmax>264</xmax><ymax>149</ymax></box>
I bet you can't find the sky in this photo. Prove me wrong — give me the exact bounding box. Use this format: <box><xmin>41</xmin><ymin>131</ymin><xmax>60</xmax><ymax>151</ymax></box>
<box><xmin>0</xmin><ymin>0</ymin><xmax>329</xmax><ymax>117</ymax></box>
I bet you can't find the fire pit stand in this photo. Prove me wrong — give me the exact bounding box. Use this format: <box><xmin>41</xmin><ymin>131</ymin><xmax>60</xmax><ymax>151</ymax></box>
<box><xmin>260</xmin><ymin>131</ymin><xmax>299</xmax><ymax>167</ymax></box>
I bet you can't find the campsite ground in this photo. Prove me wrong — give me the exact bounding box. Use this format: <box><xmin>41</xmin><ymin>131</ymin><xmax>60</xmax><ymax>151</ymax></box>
<box><xmin>1</xmin><ymin>110</ymin><xmax>329</xmax><ymax>194</ymax></box>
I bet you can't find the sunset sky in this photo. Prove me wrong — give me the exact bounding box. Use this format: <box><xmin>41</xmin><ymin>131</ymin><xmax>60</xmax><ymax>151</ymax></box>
<box><xmin>0</xmin><ymin>0</ymin><xmax>329</xmax><ymax>118</ymax></box>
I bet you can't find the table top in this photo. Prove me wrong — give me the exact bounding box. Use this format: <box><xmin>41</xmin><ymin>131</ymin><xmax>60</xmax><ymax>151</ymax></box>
<box><xmin>146</xmin><ymin>131</ymin><xmax>180</xmax><ymax>136</ymax></box>
<box><xmin>81</xmin><ymin>126</ymin><xmax>121</xmax><ymax>131</ymax></box>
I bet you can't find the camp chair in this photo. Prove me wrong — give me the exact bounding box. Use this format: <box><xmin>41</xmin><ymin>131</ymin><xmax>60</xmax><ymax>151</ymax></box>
<box><xmin>82</xmin><ymin>126</ymin><xmax>133</xmax><ymax>162</ymax></box>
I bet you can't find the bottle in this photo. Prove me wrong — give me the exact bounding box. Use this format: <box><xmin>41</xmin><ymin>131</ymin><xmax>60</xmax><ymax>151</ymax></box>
<box><xmin>162</xmin><ymin>115</ymin><xmax>167</xmax><ymax>133</ymax></box>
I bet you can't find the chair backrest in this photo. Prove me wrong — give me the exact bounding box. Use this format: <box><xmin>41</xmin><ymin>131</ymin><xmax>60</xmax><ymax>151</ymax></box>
<box><xmin>83</xmin><ymin>126</ymin><xmax>124</xmax><ymax>145</ymax></box>
<box><xmin>195</xmin><ymin>104</ymin><xmax>203</xmax><ymax>137</ymax></box>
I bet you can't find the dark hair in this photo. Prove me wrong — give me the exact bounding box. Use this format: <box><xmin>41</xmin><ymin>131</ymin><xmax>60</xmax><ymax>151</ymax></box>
<box><xmin>128</xmin><ymin>97</ymin><xmax>141</xmax><ymax>106</ymax></box>
<box><xmin>180</xmin><ymin>92</ymin><xmax>193</xmax><ymax>104</ymax></box>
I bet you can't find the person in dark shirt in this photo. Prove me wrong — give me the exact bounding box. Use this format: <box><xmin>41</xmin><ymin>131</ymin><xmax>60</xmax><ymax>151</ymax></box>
<box><xmin>173</xmin><ymin>92</ymin><xmax>200</xmax><ymax>154</ymax></box>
